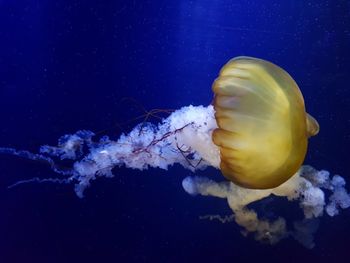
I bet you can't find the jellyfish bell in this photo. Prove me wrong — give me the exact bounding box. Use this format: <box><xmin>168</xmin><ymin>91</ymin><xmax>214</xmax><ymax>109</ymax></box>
<box><xmin>212</xmin><ymin>56</ymin><xmax>320</xmax><ymax>189</ymax></box>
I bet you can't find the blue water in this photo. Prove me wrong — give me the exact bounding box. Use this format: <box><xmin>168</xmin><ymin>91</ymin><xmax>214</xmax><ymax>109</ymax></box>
<box><xmin>0</xmin><ymin>1</ymin><xmax>349</xmax><ymax>262</ymax></box>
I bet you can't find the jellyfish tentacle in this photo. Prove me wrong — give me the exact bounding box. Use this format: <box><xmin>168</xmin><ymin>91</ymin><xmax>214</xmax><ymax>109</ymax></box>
<box><xmin>0</xmin><ymin>147</ymin><xmax>75</xmax><ymax>176</ymax></box>
<box><xmin>7</xmin><ymin>176</ymin><xmax>75</xmax><ymax>189</ymax></box>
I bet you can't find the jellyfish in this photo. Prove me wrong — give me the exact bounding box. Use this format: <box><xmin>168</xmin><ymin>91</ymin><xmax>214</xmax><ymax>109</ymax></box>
<box><xmin>0</xmin><ymin>56</ymin><xmax>348</xmax><ymax>248</ymax></box>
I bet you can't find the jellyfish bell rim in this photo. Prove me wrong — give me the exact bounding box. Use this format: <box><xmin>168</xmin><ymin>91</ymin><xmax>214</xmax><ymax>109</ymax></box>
<box><xmin>306</xmin><ymin>112</ymin><xmax>320</xmax><ymax>137</ymax></box>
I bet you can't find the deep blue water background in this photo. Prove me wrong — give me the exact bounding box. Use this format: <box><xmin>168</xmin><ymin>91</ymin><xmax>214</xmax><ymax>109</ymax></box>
<box><xmin>0</xmin><ymin>1</ymin><xmax>349</xmax><ymax>262</ymax></box>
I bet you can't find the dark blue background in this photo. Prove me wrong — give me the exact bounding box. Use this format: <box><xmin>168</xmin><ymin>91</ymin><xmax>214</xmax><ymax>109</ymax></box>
<box><xmin>0</xmin><ymin>0</ymin><xmax>349</xmax><ymax>262</ymax></box>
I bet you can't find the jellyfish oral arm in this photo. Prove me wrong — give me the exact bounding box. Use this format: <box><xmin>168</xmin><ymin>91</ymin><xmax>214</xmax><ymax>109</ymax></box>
<box><xmin>72</xmin><ymin>105</ymin><xmax>220</xmax><ymax>197</ymax></box>
<box><xmin>182</xmin><ymin>166</ymin><xmax>350</xmax><ymax>248</ymax></box>
<box><xmin>0</xmin><ymin>105</ymin><xmax>220</xmax><ymax>197</ymax></box>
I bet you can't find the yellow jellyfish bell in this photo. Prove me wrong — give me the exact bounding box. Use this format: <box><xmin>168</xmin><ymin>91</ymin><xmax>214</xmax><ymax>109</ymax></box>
<box><xmin>212</xmin><ymin>56</ymin><xmax>319</xmax><ymax>189</ymax></box>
